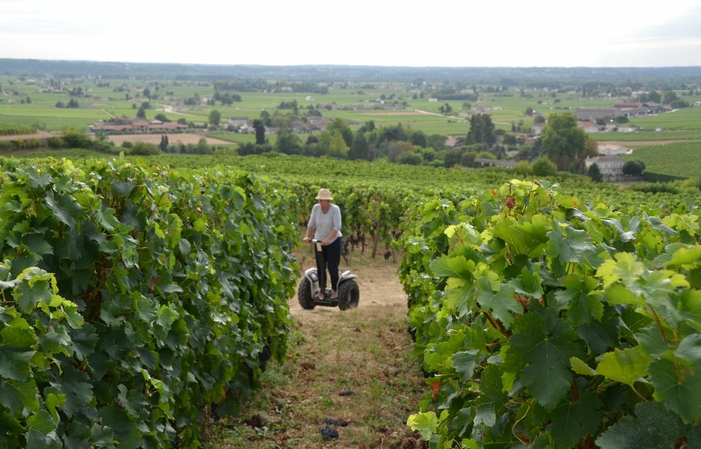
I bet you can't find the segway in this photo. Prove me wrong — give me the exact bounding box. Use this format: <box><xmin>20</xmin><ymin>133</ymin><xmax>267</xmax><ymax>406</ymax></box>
<box><xmin>298</xmin><ymin>239</ymin><xmax>360</xmax><ymax>310</ymax></box>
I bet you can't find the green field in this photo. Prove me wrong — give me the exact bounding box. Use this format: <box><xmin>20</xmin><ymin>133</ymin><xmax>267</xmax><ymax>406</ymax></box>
<box><xmin>628</xmin><ymin>141</ymin><xmax>701</xmax><ymax>178</ymax></box>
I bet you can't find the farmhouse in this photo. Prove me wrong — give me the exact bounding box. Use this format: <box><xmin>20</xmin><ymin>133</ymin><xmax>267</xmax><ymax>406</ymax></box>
<box><xmin>474</xmin><ymin>158</ymin><xmax>518</xmax><ymax>168</ymax></box>
<box><xmin>227</xmin><ymin>116</ymin><xmax>248</xmax><ymax>127</ymax></box>
<box><xmin>585</xmin><ymin>156</ymin><xmax>625</xmax><ymax>181</ymax></box>
<box><xmin>578</xmin><ymin>121</ymin><xmax>599</xmax><ymax>133</ymax></box>
<box><xmin>531</xmin><ymin>123</ymin><xmax>545</xmax><ymax>135</ymax></box>
<box><xmin>574</xmin><ymin>102</ymin><xmax>667</xmax><ymax>121</ymax></box>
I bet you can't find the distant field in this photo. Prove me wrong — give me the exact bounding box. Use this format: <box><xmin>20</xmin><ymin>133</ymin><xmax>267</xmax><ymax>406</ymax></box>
<box><xmin>629</xmin><ymin>142</ymin><xmax>701</xmax><ymax>178</ymax></box>
<box><xmin>107</xmin><ymin>133</ymin><xmax>233</xmax><ymax>146</ymax></box>
<box><xmin>628</xmin><ymin>108</ymin><xmax>701</xmax><ymax>130</ymax></box>
<box><xmin>591</xmin><ymin>130</ymin><xmax>701</xmax><ymax>142</ymax></box>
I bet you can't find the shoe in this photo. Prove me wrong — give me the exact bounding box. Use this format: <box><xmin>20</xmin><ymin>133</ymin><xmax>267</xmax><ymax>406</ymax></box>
<box><xmin>330</xmin><ymin>291</ymin><xmax>338</xmax><ymax>300</ymax></box>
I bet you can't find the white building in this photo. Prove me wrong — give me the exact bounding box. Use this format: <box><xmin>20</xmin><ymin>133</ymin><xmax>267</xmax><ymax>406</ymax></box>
<box><xmin>585</xmin><ymin>156</ymin><xmax>626</xmax><ymax>180</ymax></box>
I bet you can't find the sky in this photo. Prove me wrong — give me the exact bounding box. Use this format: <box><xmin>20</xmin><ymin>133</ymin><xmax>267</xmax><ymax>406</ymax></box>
<box><xmin>1</xmin><ymin>0</ymin><xmax>701</xmax><ymax>68</ymax></box>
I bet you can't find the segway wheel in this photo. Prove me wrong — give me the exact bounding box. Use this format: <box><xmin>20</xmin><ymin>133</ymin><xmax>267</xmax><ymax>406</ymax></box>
<box><xmin>297</xmin><ymin>277</ymin><xmax>316</xmax><ymax>310</ymax></box>
<box><xmin>337</xmin><ymin>280</ymin><xmax>360</xmax><ymax>311</ymax></box>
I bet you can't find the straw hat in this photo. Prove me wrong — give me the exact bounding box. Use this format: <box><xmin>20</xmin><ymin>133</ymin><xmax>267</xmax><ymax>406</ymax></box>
<box><xmin>315</xmin><ymin>188</ymin><xmax>333</xmax><ymax>200</ymax></box>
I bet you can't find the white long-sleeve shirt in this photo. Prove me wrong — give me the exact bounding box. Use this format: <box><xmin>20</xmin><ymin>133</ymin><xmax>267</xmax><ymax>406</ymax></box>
<box><xmin>308</xmin><ymin>204</ymin><xmax>342</xmax><ymax>242</ymax></box>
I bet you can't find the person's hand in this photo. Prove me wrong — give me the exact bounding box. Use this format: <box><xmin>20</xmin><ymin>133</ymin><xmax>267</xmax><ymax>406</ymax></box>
<box><xmin>303</xmin><ymin>236</ymin><xmax>310</xmax><ymax>243</ymax></box>
<box><xmin>321</xmin><ymin>240</ymin><xmax>328</xmax><ymax>245</ymax></box>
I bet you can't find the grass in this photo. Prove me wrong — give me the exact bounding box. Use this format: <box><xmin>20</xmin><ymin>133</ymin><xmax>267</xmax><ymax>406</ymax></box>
<box><xmin>202</xmin><ymin>255</ymin><xmax>427</xmax><ymax>449</ymax></box>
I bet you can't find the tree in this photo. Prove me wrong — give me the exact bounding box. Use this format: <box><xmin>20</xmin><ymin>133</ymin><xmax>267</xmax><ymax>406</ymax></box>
<box><xmin>275</xmin><ymin>131</ymin><xmax>302</xmax><ymax>155</ymax></box>
<box><xmin>328</xmin><ymin>130</ymin><xmax>349</xmax><ymax>158</ymax></box>
<box><xmin>531</xmin><ymin>156</ymin><xmax>558</xmax><ymax>176</ymax></box>
<box><xmin>622</xmin><ymin>160</ymin><xmax>645</xmax><ymax>176</ymax></box>
<box><xmin>387</xmin><ymin>141</ymin><xmax>413</xmax><ymax>162</ymax></box>
<box><xmin>541</xmin><ymin>112</ymin><xmax>587</xmax><ymax>171</ymax></box>
<box><xmin>253</xmin><ymin>119</ymin><xmax>266</xmax><ymax>145</ymax></box>
<box><xmin>209</xmin><ymin>110</ymin><xmax>221</xmax><ymax>127</ymax></box>
<box><xmin>444</xmin><ymin>150</ymin><xmax>462</xmax><ymax>168</ymax></box>
<box><xmin>525</xmin><ymin>107</ymin><xmax>534</xmax><ymax>116</ymax></box>
<box><xmin>154</xmin><ymin>113</ymin><xmax>171</xmax><ymax>122</ymax></box>
<box><xmin>647</xmin><ymin>91</ymin><xmax>662</xmax><ymax>103</ymax></box>
<box><xmin>410</xmin><ymin>131</ymin><xmax>428</xmax><ymax>148</ymax></box>
<box><xmin>466</xmin><ymin>114</ymin><xmax>496</xmax><ymax>147</ymax></box>
<box><xmin>662</xmin><ymin>91</ymin><xmax>679</xmax><ymax>105</ymax></box>
<box><xmin>26</xmin><ymin>96</ymin><xmax>31</xmax><ymax>104</ymax></box>
<box><xmin>62</xmin><ymin>127</ymin><xmax>91</xmax><ymax>149</ymax></box>
<box><xmin>136</xmin><ymin>107</ymin><xmax>146</xmax><ymax>119</ymax></box>
<box><xmin>326</xmin><ymin>118</ymin><xmax>353</xmax><ymax>148</ymax></box>
<box><xmin>427</xmin><ymin>134</ymin><xmax>447</xmax><ymax>151</ymax></box>
<box><xmin>348</xmin><ymin>132</ymin><xmax>370</xmax><ymax>160</ymax></box>
<box><xmin>587</xmin><ymin>163</ymin><xmax>603</xmax><ymax>182</ymax></box>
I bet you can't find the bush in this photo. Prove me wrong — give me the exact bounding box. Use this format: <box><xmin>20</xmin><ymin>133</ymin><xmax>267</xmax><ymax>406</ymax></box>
<box><xmin>129</xmin><ymin>141</ymin><xmax>160</xmax><ymax>155</ymax></box>
<box><xmin>531</xmin><ymin>156</ymin><xmax>558</xmax><ymax>176</ymax></box>
<box><xmin>395</xmin><ymin>151</ymin><xmax>423</xmax><ymax>165</ymax></box>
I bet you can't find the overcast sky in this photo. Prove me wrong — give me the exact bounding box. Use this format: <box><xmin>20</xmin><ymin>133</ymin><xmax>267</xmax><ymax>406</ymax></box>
<box><xmin>1</xmin><ymin>0</ymin><xmax>701</xmax><ymax>67</ymax></box>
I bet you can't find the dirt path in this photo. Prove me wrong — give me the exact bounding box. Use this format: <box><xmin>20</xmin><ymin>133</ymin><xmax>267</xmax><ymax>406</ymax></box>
<box><xmin>207</xmin><ymin>253</ymin><xmax>427</xmax><ymax>448</ymax></box>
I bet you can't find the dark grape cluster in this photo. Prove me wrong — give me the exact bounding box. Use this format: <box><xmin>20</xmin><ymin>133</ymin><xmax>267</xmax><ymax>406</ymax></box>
<box><xmin>320</xmin><ymin>427</ymin><xmax>339</xmax><ymax>440</ymax></box>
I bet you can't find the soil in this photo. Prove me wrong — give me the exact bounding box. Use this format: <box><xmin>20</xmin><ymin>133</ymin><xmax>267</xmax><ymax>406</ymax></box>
<box><xmin>107</xmin><ymin>133</ymin><xmax>232</xmax><ymax>146</ymax></box>
<box><xmin>207</xmin><ymin>250</ymin><xmax>428</xmax><ymax>448</ymax></box>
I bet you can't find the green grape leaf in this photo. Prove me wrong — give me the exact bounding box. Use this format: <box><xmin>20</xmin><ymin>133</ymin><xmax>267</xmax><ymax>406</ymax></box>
<box><xmin>503</xmin><ymin>312</ymin><xmax>583</xmax><ymax>409</ymax></box>
<box><xmin>91</xmin><ymin>424</ymin><xmax>114</xmax><ymax>446</ymax></box>
<box><xmin>55</xmin><ymin>363</ymin><xmax>94</xmax><ymax>418</ymax></box>
<box><xmin>96</xmin><ymin>207</ymin><xmax>121</xmax><ymax>232</ymax></box>
<box><xmin>23</xmin><ymin>234</ymin><xmax>54</xmax><ymax>257</ymax></box>
<box><xmin>575</xmin><ymin>309</ymin><xmax>619</xmax><ymax>355</ymax></box>
<box><xmin>443</xmin><ymin>278</ymin><xmax>474</xmax><ymax>318</ymax></box>
<box><xmin>477</xmin><ymin>364</ymin><xmax>508</xmax><ymax>412</ymax></box>
<box><xmin>452</xmin><ymin>350</ymin><xmax>478</xmax><ymax>381</ymax></box>
<box><xmin>635</xmin><ymin>326</ymin><xmax>669</xmax><ymax>357</ymax></box>
<box><xmin>570</xmin><ymin>357</ymin><xmax>595</xmax><ymax>376</ymax></box>
<box><xmin>595</xmin><ymin>348</ymin><xmax>651</xmax><ymax>387</ymax></box>
<box><xmin>547</xmin><ymin>224</ymin><xmax>597</xmax><ymax>266</ymax></box>
<box><xmin>493</xmin><ymin>215</ymin><xmax>549</xmax><ymax>257</ymax></box>
<box><xmin>508</xmin><ymin>265</ymin><xmax>544</xmax><ymax>300</ymax></box>
<box><xmin>596</xmin><ymin>401</ymin><xmax>687</xmax><ymax>449</ymax></box>
<box><xmin>677</xmin><ymin>290</ymin><xmax>701</xmax><ymax>332</ymax></box>
<box><xmin>13</xmin><ymin>275</ymin><xmax>53</xmax><ymax>313</ymax></box>
<box><xmin>99</xmin><ymin>406</ymin><xmax>142</xmax><ymax>449</ymax></box>
<box><xmin>44</xmin><ymin>191</ymin><xmax>79</xmax><ymax>229</ymax></box>
<box><xmin>117</xmin><ymin>385</ymin><xmax>149</xmax><ymax>420</ymax></box>
<box><xmin>675</xmin><ymin>335</ymin><xmax>701</xmax><ymax>365</ymax></box>
<box><xmin>407</xmin><ymin>411</ymin><xmax>439</xmax><ymax>440</ymax></box>
<box><xmin>546</xmin><ymin>390</ymin><xmax>603</xmax><ymax>449</ymax></box>
<box><xmin>430</xmin><ymin>255</ymin><xmax>471</xmax><ymax>278</ymax></box>
<box><xmin>603</xmin><ymin>283</ymin><xmax>641</xmax><ymax>305</ymax></box>
<box><xmin>1</xmin><ymin>317</ymin><xmax>36</xmax><ymax>350</ymax></box>
<box><xmin>669</xmin><ymin>245</ymin><xmax>701</xmax><ymax>267</ymax></box>
<box><xmin>0</xmin><ymin>347</ymin><xmax>35</xmax><ymax>382</ymax></box>
<box><xmin>648</xmin><ymin>358</ymin><xmax>701</xmax><ymax>424</ymax></box>
<box><xmin>596</xmin><ymin>252</ymin><xmax>645</xmax><ymax>288</ymax></box>
<box><xmin>554</xmin><ymin>276</ymin><xmax>604</xmax><ymax>327</ymax></box>
<box><xmin>0</xmin><ymin>378</ymin><xmax>40</xmax><ymax>414</ymax></box>
<box><xmin>476</xmin><ymin>277</ymin><xmax>521</xmax><ymax>330</ymax></box>
<box><xmin>473</xmin><ymin>403</ymin><xmax>496</xmax><ymax>427</ymax></box>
